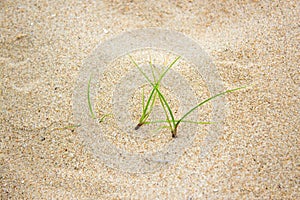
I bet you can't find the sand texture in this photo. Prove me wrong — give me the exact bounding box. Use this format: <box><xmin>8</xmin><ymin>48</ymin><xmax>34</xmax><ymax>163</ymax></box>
<box><xmin>1</xmin><ymin>0</ymin><xmax>299</xmax><ymax>199</ymax></box>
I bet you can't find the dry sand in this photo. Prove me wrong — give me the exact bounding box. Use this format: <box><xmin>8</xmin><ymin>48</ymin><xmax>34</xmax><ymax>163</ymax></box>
<box><xmin>1</xmin><ymin>0</ymin><xmax>299</xmax><ymax>199</ymax></box>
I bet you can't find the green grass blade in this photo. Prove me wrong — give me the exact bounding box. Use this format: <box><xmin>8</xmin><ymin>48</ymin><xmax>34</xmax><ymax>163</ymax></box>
<box><xmin>144</xmin><ymin>120</ymin><xmax>214</xmax><ymax>124</ymax></box>
<box><xmin>151</xmin><ymin>56</ymin><xmax>180</xmax><ymax>134</ymax></box>
<box><xmin>130</xmin><ymin>56</ymin><xmax>157</xmax><ymax>127</ymax></box>
<box><xmin>141</xmin><ymin>86</ymin><xmax>153</xmax><ymax>122</ymax></box>
<box><xmin>155</xmin><ymin>86</ymin><xmax>176</xmax><ymax>131</ymax></box>
<box><xmin>157</xmin><ymin>56</ymin><xmax>180</xmax><ymax>83</ymax></box>
<box><xmin>87</xmin><ymin>75</ymin><xmax>96</xmax><ymax>119</ymax></box>
<box><xmin>148</xmin><ymin>89</ymin><xmax>158</xmax><ymax>114</ymax></box>
<box><xmin>149</xmin><ymin>58</ymin><xmax>158</xmax><ymax>83</ymax></box>
<box><xmin>158</xmin><ymin>92</ymin><xmax>173</xmax><ymax>130</ymax></box>
<box><xmin>176</xmin><ymin>86</ymin><xmax>247</xmax><ymax>127</ymax></box>
<box><xmin>137</xmin><ymin>78</ymin><xmax>157</xmax><ymax>125</ymax></box>
<box><xmin>142</xmin><ymin>86</ymin><xmax>145</xmax><ymax>111</ymax></box>
<box><xmin>181</xmin><ymin>121</ymin><xmax>215</xmax><ymax>125</ymax></box>
<box><xmin>129</xmin><ymin>55</ymin><xmax>153</xmax><ymax>84</ymax></box>
<box><xmin>98</xmin><ymin>114</ymin><xmax>113</xmax><ymax>123</ymax></box>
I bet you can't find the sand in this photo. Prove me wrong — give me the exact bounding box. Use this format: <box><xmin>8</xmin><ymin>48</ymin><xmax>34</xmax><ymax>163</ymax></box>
<box><xmin>1</xmin><ymin>0</ymin><xmax>299</xmax><ymax>199</ymax></box>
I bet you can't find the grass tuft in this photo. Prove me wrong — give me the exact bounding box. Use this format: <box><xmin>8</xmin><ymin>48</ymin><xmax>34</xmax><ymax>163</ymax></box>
<box><xmin>130</xmin><ymin>55</ymin><xmax>247</xmax><ymax>138</ymax></box>
<box><xmin>129</xmin><ymin>55</ymin><xmax>180</xmax><ymax>130</ymax></box>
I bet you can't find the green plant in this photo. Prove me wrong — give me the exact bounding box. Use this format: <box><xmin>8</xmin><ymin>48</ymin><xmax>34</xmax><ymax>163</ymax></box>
<box><xmin>88</xmin><ymin>75</ymin><xmax>96</xmax><ymax>119</ymax></box>
<box><xmin>129</xmin><ymin>55</ymin><xmax>180</xmax><ymax>130</ymax></box>
<box><xmin>87</xmin><ymin>75</ymin><xmax>111</xmax><ymax>123</ymax></box>
<box><xmin>130</xmin><ymin>55</ymin><xmax>246</xmax><ymax>138</ymax></box>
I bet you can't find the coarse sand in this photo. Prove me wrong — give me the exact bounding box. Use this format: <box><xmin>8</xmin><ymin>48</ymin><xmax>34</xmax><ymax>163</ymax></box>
<box><xmin>1</xmin><ymin>0</ymin><xmax>299</xmax><ymax>199</ymax></box>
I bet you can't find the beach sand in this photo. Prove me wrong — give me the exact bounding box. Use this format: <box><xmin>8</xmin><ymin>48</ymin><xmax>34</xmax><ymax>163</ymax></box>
<box><xmin>1</xmin><ymin>0</ymin><xmax>299</xmax><ymax>199</ymax></box>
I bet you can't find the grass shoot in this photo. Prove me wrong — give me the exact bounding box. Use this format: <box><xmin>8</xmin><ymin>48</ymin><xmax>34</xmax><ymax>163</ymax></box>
<box><xmin>129</xmin><ymin>55</ymin><xmax>181</xmax><ymax>130</ymax></box>
<box><xmin>130</xmin><ymin>55</ymin><xmax>246</xmax><ymax>138</ymax></box>
<box><xmin>87</xmin><ymin>75</ymin><xmax>111</xmax><ymax>123</ymax></box>
<box><xmin>88</xmin><ymin>75</ymin><xmax>96</xmax><ymax>119</ymax></box>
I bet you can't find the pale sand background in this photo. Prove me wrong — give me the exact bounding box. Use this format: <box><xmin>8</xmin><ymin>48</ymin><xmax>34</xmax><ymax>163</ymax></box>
<box><xmin>1</xmin><ymin>0</ymin><xmax>299</xmax><ymax>199</ymax></box>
